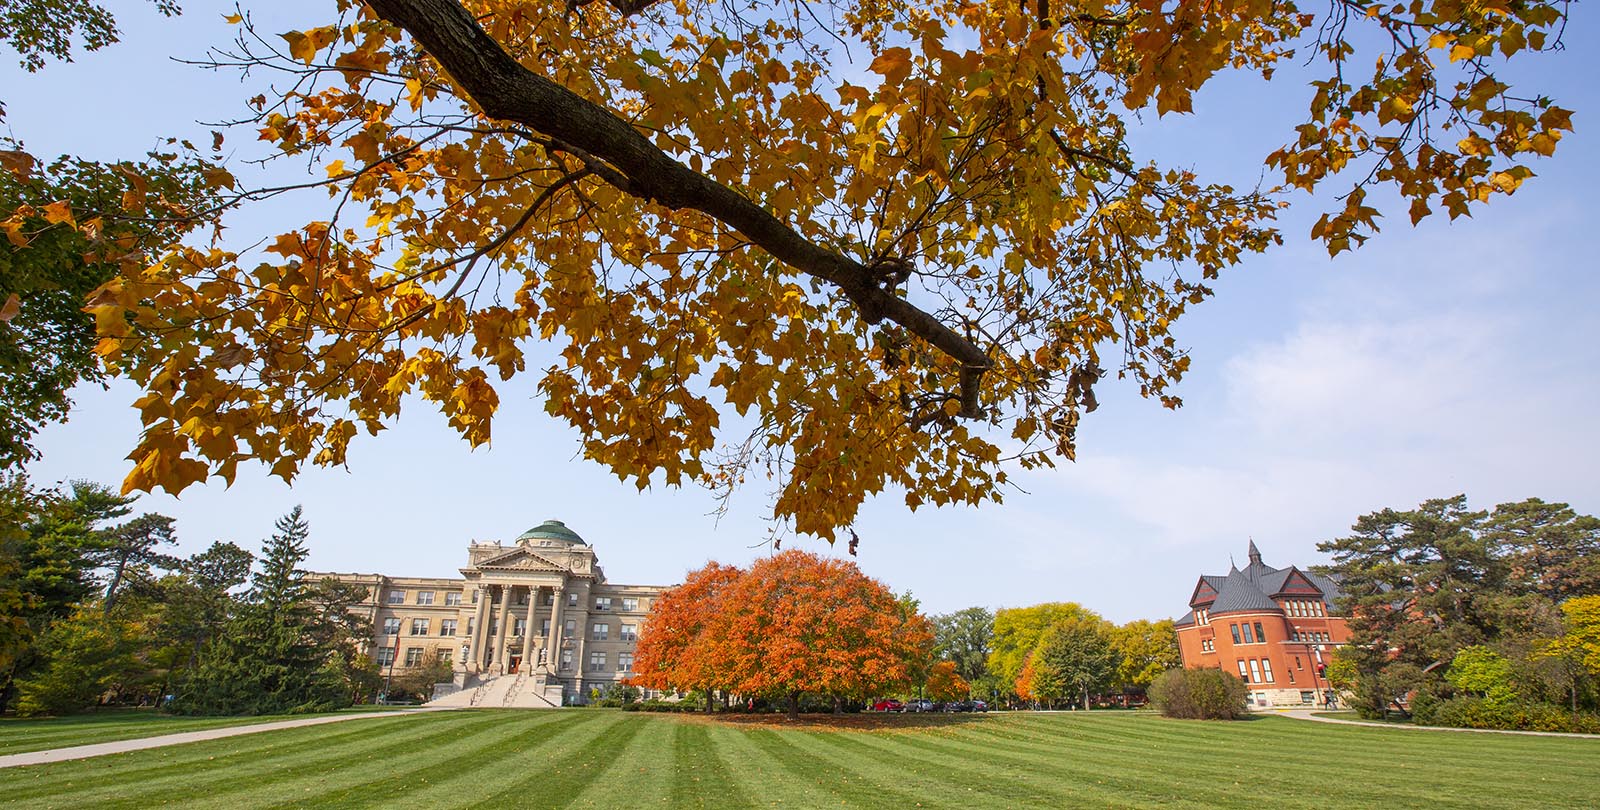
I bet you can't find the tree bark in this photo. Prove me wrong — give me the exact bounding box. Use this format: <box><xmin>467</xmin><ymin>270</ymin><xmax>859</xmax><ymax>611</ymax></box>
<box><xmin>787</xmin><ymin>690</ymin><xmax>800</xmax><ymax>720</ymax></box>
<box><xmin>362</xmin><ymin>0</ymin><xmax>991</xmax><ymax>412</ymax></box>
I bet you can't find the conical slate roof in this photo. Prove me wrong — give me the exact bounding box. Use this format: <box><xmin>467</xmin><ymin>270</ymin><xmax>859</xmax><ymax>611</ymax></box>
<box><xmin>1209</xmin><ymin>568</ymin><xmax>1281</xmax><ymax>615</ymax></box>
<box><xmin>515</xmin><ymin>520</ymin><xmax>586</xmax><ymax>546</ymax></box>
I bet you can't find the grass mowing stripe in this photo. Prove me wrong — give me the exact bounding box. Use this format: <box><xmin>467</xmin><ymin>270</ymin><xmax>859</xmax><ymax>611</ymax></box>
<box><xmin>0</xmin><ymin>712</ymin><xmax>507</xmax><ymax>809</ymax></box>
<box><xmin>883</xmin><ymin>723</ymin><xmax>1171</xmax><ymax>806</ymax></box>
<box><xmin>806</xmin><ymin>728</ymin><xmax>1064</xmax><ymax>809</ymax></box>
<box><xmin>740</xmin><ymin>726</ymin><xmax>933</xmax><ymax>809</ymax></box>
<box><xmin>660</xmin><ymin>720</ymin><xmax>754</xmax><ymax>810</ymax></box>
<box><xmin>704</xmin><ymin>719</ymin><xmax>848</xmax><ymax>807</ymax></box>
<box><xmin>459</xmin><ymin>711</ymin><xmax>648</xmax><ymax>809</ymax></box>
<box><xmin>549</xmin><ymin>714</ymin><xmax>680</xmax><ymax>808</ymax></box>
<box><xmin>261</xmin><ymin>711</ymin><xmax>592</xmax><ymax>809</ymax></box>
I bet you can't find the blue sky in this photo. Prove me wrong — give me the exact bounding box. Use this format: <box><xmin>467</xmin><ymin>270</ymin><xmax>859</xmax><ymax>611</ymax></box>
<box><xmin>7</xmin><ymin>4</ymin><xmax>1597</xmax><ymax>623</ymax></box>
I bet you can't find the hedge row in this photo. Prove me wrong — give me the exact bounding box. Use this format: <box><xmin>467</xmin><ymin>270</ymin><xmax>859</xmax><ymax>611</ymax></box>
<box><xmin>1417</xmin><ymin>696</ymin><xmax>1600</xmax><ymax>734</ymax></box>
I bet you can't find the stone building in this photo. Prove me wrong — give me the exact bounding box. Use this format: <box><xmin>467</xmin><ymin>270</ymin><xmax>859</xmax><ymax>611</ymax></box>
<box><xmin>318</xmin><ymin>520</ymin><xmax>669</xmax><ymax>707</ymax></box>
<box><xmin>1172</xmin><ymin>541</ymin><xmax>1352</xmax><ymax>707</ymax></box>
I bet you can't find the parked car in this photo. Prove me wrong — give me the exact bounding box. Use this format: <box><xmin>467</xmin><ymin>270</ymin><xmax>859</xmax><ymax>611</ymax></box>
<box><xmin>871</xmin><ymin>699</ymin><xmax>904</xmax><ymax>712</ymax></box>
<box><xmin>969</xmin><ymin>699</ymin><xmax>989</xmax><ymax>712</ymax></box>
<box><xmin>904</xmin><ymin>699</ymin><xmax>935</xmax><ymax>712</ymax></box>
<box><xmin>945</xmin><ymin>700</ymin><xmax>971</xmax><ymax>712</ymax></box>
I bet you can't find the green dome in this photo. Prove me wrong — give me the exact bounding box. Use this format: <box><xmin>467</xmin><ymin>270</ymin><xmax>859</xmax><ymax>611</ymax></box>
<box><xmin>515</xmin><ymin>520</ymin><xmax>586</xmax><ymax>545</ymax></box>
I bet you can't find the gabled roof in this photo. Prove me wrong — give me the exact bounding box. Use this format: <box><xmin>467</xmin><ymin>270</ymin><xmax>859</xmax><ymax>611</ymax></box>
<box><xmin>1189</xmin><ymin>575</ymin><xmax>1225</xmax><ymax>607</ymax></box>
<box><xmin>476</xmin><ymin>547</ymin><xmax>567</xmax><ymax>573</ymax></box>
<box><xmin>1189</xmin><ymin>541</ymin><xmax>1347</xmax><ymax>615</ymax></box>
<box><xmin>1173</xmin><ymin>610</ymin><xmax>1196</xmax><ymax>628</ymax></box>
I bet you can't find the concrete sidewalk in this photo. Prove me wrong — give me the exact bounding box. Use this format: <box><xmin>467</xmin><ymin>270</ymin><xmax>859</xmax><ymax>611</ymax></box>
<box><xmin>0</xmin><ymin>708</ymin><xmax>452</xmax><ymax>769</ymax></box>
<box><xmin>1273</xmin><ymin>708</ymin><xmax>1600</xmax><ymax>739</ymax></box>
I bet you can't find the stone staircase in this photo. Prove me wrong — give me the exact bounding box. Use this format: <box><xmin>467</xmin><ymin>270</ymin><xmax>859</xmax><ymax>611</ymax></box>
<box><xmin>427</xmin><ymin>671</ymin><xmax>564</xmax><ymax>709</ymax></box>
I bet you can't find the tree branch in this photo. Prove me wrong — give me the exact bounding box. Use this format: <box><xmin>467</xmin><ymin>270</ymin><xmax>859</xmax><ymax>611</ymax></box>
<box><xmin>362</xmin><ymin>0</ymin><xmax>992</xmax><ymax>416</ymax></box>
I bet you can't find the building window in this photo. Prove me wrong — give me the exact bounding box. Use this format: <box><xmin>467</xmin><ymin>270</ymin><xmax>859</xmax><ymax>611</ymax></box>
<box><xmin>410</xmin><ymin>618</ymin><xmax>429</xmax><ymax>636</ymax></box>
<box><xmin>589</xmin><ymin>651</ymin><xmax>606</xmax><ymax>671</ymax></box>
<box><xmin>1253</xmin><ymin>622</ymin><xmax>1266</xmax><ymax>643</ymax></box>
<box><xmin>618</xmin><ymin>652</ymin><xmax>633</xmax><ymax>672</ymax></box>
<box><xmin>387</xmin><ymin>590</ymin><xmax>405</xmax><ymax>605</ymax></box>
<box><xmin>514</xmin><ymin>618</ymin><xmax>526</xmax><ymax>637</ymax></box>
<box><xmin>1230</xmin><ymin>624</ymin><xmax>1242</xmax><ymax>644</ymax></box>
<box><xmin>383</xmin><ymin>617</ymin><xmax>401</xmax><ymax>636</ymax></box>
<box><xmin>1241</xmin><ymin>623</ymin><xmax>1255</xmax><ymax>644</ymax></box>
<box><xmin>620</xmin><ymin>623</ymin><xmax>637</xmax><ymax>642</ymax></box>
<box><xmin>1295</xmin><ymin>656</ymin><xmax>1303</xmax><ymax>670</ymax></box>
<box><xmin>471</xmin><ymin>589</ymin><xmax>480</xmax><ymax>604</ymax></box>
<box><xmin>439</xmin><ymin>648</ymin><xmax>453</xmax><ymax>664</ymax></box>
<box><xmin>417</xmin><ymin>591</ymin><xmax>435</xmax><ymax>605</ymax></box>
<box><xmin>565</xmin><ymin>619</ymin><xmax>576</xmax><ymax>634</ymax></box>
<box><xmin>622</xmin><ymin>598</ymin><xmax>639</xmax><ymax>612</ymax></box>
<box><xmin>595</xmin><ymin>597</ymin><xmax>612</xmax><ymax>611</ymax></box>
<box><xmin>466</xmin><ymin>618</ymin><xmax>476</xmax><ymax>636</ymax></box>
<box><xmin>1287</xmin><ymin>668</ymin><xmax>1295</xmax><ymax>684</ymax></box>
<box><xmin>376</xmin><ymin>647</ymin><xmax>396</xmax><ymax>666</ymax></box>
<box><xmin>441</xmin><ymin>619</ymin><xmax>458</xmax><ymax>636</ymax></box>
<box><xmin>1300</xmin><ymin>691</ymin><xmax>1316</xmax><ymax>704</ymax></box>
<box><xmin>1260</xmin><ymin>658</ymin><xmax>1274</xmax><ymax>682</ymax></box>
<box><xmin>1236</xmin><ymin>660</ymin><xmax>1250</xmax><ymax>683</ymax></box>
<box><xmin>561</xmin><ymin>650</ymin><xmax>573</xmax><ymax>671</ymax></box>
<box><xmin>1201</xmin><ymin>638</ymin><xmax>1214</xmax><ymax>653</ymax></box>
<box><xmin>568</xmin><ymin>592</ymin><xmax>579</xmax><ymax>607</ymax></box>
<box><xmin>543</xmin><ymin>591</ymin><xmax>554</xmax><ymax>606</ymax></box>
<box><xmin>592</xmin><ymin>623</ymin><xmax>609</xmax><ymax>641</ymax></box>
<box><xmin>516</xmin><ymin>589</ymin><xmax>529</xmax><ymax>605</ymax></box>
<box><xmin>445</xmin><ymin>592</ymin><xmax>462</xmax><ymax>606</ymax></box>
<box><xmin>541</xmin><ymin>619</ymin><xmax>551</xmax><ymax>636</ymax></box>
<box><xmin>1248</xmin><ymin>659</ymin><xmax>1263</xmax><ymax>683</ymax></box>
<box><xmin>405</xmin><ymin>647</ymin><xmax>425</xmax><ymax>666</ymax></box>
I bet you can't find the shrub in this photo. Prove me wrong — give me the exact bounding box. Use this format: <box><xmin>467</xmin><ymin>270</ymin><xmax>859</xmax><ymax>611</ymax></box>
<box><xmin>1147</xmin><ymin>668</ymin><xmax>1249</xmax><ymax>720</ymax></box>
<box><xmin>1428</xmin><ymin>697</ymin><xmax>1600</xmax><ymax>733</ymax></box>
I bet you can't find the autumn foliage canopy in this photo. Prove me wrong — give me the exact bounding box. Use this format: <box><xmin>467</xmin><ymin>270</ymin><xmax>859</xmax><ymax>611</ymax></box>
<box><xmin>1</xmin><ymin>0</ymin><xmax>1576</xmax><ymax>539</ymax></box>
<box><xmin>630</xmin><ymin>550</ymin><xmax>932</xmax><ymax>711</ymax></box>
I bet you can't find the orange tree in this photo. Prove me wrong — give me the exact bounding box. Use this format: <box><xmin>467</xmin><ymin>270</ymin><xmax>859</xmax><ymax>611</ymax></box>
<box><xmin>925</xmin><ymin>660</ymin><xmax>970</xmax><ymax>703</ymax></box>
<box><xmin>632</xmin><ymin>549</ymin><xmax>932</xmax><ymax>716</ymax></box>
<box><xmin>626</xmin><ymin>560</ymin><xmax>741</xmax><ymax>712</ymax></box>
<box><xmin>77</xmin><ymin>0</ymin><xmax>1575</xmax><ymax>538</ymax></box>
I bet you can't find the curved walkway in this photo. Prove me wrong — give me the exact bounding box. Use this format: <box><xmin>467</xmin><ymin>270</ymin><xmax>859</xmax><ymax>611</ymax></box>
<box><xmin>1273</xmin><ymin>708</ymin><xmax>1600</xmax><ymax>739</ymax></box>
<box><xmin>0</xmin><ymin>707</ymin><xmax>453</xmax><ymax>769</ymax></box>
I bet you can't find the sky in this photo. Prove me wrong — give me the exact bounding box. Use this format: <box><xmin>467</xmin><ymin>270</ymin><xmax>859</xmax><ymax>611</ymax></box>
<box><xmin>5</xmin><ymin>4</ymin><xmax>1597</xmax><ymax>623</ymax></box>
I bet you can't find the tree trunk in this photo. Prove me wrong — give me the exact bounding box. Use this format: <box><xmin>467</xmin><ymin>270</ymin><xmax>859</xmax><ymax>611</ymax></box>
<box><xmin>787</xmin><ymin>691</ymin><xmax>800</xmax><ymax>720</ymax></box>
<box><xmin>833</xmin><ymin>695</ymin><xmax>843</xmax><ymax>715</ymax></box>
<box><xmin>704</xmin><ymin>687</ymin><xmax>714</xmax><ymax>714</ymax></box>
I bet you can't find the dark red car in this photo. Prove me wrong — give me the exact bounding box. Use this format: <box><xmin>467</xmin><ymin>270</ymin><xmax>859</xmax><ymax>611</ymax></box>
<box><xmin>871</xmin><ymin>699</ymin><xmax>904</xmax><ymax>712</ymax></box>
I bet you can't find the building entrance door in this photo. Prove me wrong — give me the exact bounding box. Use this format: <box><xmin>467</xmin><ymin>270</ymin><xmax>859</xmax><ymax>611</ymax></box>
<box><xmin>510</xmin><ymin>655</ymin><xmax>522</xmax><ymax>674</ymax></box>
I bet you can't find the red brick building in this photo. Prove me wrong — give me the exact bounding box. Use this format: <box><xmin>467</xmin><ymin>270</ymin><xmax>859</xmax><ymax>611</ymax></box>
<box><xmin>1174</xmin><ymin>541</ymin><xmax>1352</xmax><ymax>707</ymax></box>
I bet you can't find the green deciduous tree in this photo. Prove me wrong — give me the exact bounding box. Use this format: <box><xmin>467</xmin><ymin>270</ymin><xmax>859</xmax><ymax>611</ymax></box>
<box><xmin>931</xmin><ymin>606</ymin><xmax>993</xmax><ymax>685</ymax></box>
<box><xmin>1031</xmin><ymin>614</ymin><xmax>1119</xmax><ymax>710</ymax></box>
<box><xmin>1110</xmin><ymin>618</ymin><xmax>1180</xmax><ymax>694</ymax></box>
<box><xmin>988</xmin><ymin>602</ymin><xmax>1097</xmax><ymax>690</ymax></box>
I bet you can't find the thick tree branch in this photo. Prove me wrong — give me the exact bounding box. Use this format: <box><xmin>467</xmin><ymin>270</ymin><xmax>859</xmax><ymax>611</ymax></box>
<box><xmin>362</xmin><ymin>0</ymin><xmax>991</xmax><ymax>416</ymax></box>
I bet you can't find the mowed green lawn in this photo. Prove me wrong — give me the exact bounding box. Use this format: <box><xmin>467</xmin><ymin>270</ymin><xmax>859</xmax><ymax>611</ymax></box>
<box><xmin>3</xmin><ymin>710</ymin><xmax>1595</xmax><ymax>809</ymax></box>
<box><xmin>0</xmin><ymin>707</ymin><xmax>409</xmax><ymax>755</ymax></box>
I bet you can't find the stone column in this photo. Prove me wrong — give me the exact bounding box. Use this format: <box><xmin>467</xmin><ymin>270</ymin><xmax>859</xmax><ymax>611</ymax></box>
<box><xmin>520</xmin><ymin>586</ymin><xmax>538</xmax><ymax>670</ymax></box>
<box><xmin>493</xmin><ymin>583</ymin><xmax>514</xmax><ymax>673</ymax></box>
<box><xmin>547</xmin><ymin>586</ymin><xmax>565</xmax><ymax>673</ymax></box>
<box><xmin>470</xmin><ymin>583</ymin><xmax>491</xmax><ymax>672</ymax></box>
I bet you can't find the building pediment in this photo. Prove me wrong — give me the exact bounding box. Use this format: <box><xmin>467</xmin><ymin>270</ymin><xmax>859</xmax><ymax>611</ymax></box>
<box><xmin>475</xmin><ymin>548</ymin><xmax>568</xmax><ymax>573</ymax></box>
